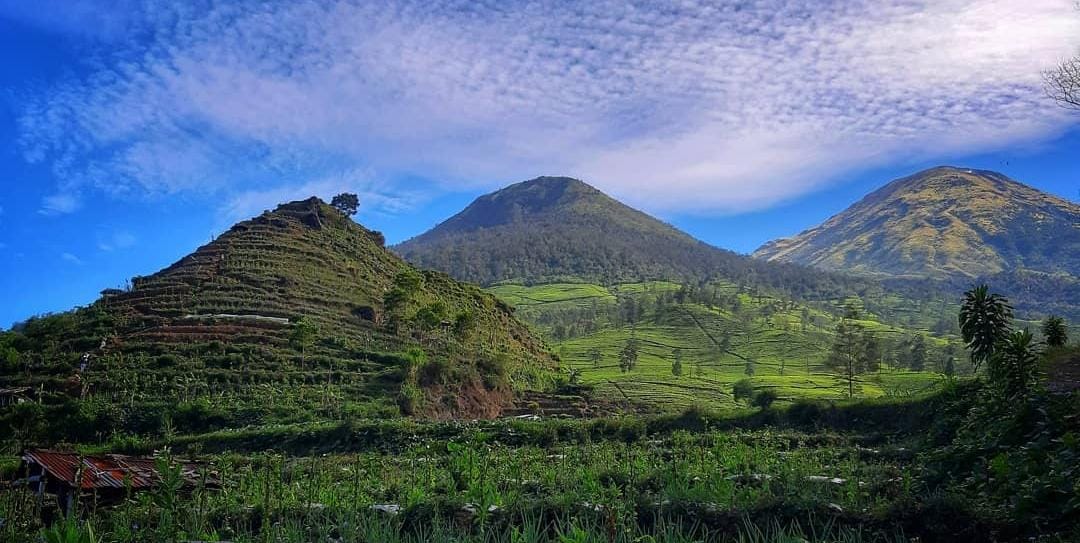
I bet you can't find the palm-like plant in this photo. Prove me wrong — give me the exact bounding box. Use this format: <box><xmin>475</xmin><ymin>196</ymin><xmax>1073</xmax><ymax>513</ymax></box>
<box><xmin>958</xmin><ymin>285</ymin><xmax>1013</xmax><ymax>371</ymax></box>
<box><xmin>991</xmin><ymin>329</ymin><xmax>1040</xmax><ymax>399</ymax></box>
<box><xmin>1042</xmin><ymin>315</ymin><xmax>1068</xmax><ymax>348</ymax></box>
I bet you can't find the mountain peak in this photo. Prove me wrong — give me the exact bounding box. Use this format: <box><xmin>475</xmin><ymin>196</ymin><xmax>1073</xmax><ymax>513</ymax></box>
<box><xmin>754</xmin><ymin>168</ymin><xmax>1080</xmax><ymax>280</ymax></box>
<box><xmin>396</xmin><ymin>175</ymin><xmax>726</xmax><ymax>284</ymax></box>
<box><xmin>487</xmin><ymin>176</ymin><xmax>603</xmax><ymax>208</ymax></box>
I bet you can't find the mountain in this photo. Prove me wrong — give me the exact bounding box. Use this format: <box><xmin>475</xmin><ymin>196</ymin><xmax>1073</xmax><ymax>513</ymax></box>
<box><xmin>395</xmin><ymin>176</ymin><xmax>895</xmax><ymax>305</ymax></box>
<box><xmin>754</xmin><ymin>167</ymin><xmax>1080</xmax><ymax>281</ymax></box>
<box><xmin>1</xmin><ymin>198</ymin><xmax>556</xmax><ymax>436</ymax></box>
<box><xmin>397</xmin><ymin>176</ymin><xmax>721</xmax><ymax>284</ymax></box>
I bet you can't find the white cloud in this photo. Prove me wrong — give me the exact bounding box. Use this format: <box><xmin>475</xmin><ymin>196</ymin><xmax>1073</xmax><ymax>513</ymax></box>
<box><xmin>97</xmin><ymin>230</ymin><xmax>136</xmax><ymax>251</ymax></box>
<box><xmin>39</xmin><ymin>193</ymin><xmax>81</xmax><ymax>215</ymax></box>
<box><xmin>60</xmin><ymin>252</ymin><xmax>83</xmax><ymax>265</ymax></box>
<box><xmin>14</xmin><ymin>0</ymin><xmax>1080</xmax><ymax>213</ymax></box>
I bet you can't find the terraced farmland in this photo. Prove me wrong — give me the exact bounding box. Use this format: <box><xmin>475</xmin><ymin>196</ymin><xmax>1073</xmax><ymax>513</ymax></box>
<box><xmin>489</xmin><ymin>281</ymin><xmax>953</xmax><ymax>410</ymax></box>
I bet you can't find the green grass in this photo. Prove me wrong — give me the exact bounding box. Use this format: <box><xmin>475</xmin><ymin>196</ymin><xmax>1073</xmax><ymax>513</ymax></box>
<box><xmin>487</xmin><ymin>283</ymin><xmax>615</xmax><ymax>307</ymax></box>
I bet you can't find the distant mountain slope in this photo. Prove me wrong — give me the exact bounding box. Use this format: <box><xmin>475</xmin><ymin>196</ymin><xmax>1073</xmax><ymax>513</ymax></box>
<box><xmin>754</xmin><ymin>166</ymin><xmax>1080</xmax><ymax>280</ymax></box>
<box><xmin>2</xmin><ymin>198</ymin><xmax>556</xmax><ymax>426</ymax></box>
<box><xmin>395</xmin><ymin>176</ymin><xmax>892</xmax><ymax>305</ymax></box>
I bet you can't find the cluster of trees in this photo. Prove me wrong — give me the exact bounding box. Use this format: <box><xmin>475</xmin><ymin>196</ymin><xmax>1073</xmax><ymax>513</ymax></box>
<box><xmin>959</xmin><ymin>285</ymin><xmax>1069</xmax><ymax>399</ymax></box>
<box><xmin>381</xmin><ymin>269</ymin><xmax>477</xmax><ymax>346</ymax></box>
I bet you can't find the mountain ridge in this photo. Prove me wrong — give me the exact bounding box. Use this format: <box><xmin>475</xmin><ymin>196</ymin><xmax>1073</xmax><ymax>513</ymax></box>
<box><xmin>754</xmin><ymin>166</ymin><xmax>1080</xmax><ymax>281</ymax></box>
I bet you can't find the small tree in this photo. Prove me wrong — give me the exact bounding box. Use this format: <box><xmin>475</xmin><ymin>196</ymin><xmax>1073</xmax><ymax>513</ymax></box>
<box><xmin>453</xmin><ymin>310</ymin><xmax>477</xmax><ymax>340</ymax></box>
<box><xmin>1043</xmin><ymin>315</ymin><xmax>1068</xmax><ymax>347</ymax></box>
<box><xmin>752</xmin><ymin>389</ymin><xmax>778</xmax><ymax>410</ymax></box>
<box><xmin>732</xmin><ymin>378</ymin><xmax>754</xmax><ymax>403</ymax></box>
<box><xmin>290</xmin><ymin>316</ymin><xmax>319</xmax><ymax>367</ymax></box>
<box><xmin>990</xmin><ymin>330</ymin><xmax>1040</xmax><ymax>399</ymax></box>
<box><xmin>384</xmin><ymin>269</ymin><xmax>425</xmax><ymax>331</ymax></box>
<box><xmin>619</xmin><ymin>338</ymin><xmax>639</xmax><ymax>373</ymax></box>
<box><xmin>959</xmin><ymin>285</ymin><xmax>1013</xmax><ymax>371</ymax></box>
<box><xmin>827</xmin><ymin>314</ymin><xmax>866</xmax><ymax>397</ymax></box>
<box><xmin>588</xmin><ymin>347</ymin><xmax>603</xmax><ymax>368</ymax></box>
<box><xmin>330</xmin><ymin>193</ymin><xmax>360</xmax><ymax>216</ymax></box>
<box><xmin>671</xmin><ymin>348</ymin><xmax>684</xmax><ymax>377</ymax></box>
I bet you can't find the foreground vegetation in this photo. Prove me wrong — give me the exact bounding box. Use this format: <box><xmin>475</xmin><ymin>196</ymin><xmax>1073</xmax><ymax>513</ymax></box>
<box><xmin>2</xmin><ymin>375</ymin><xmax>1078</xmax><ymax>542</ymax></box>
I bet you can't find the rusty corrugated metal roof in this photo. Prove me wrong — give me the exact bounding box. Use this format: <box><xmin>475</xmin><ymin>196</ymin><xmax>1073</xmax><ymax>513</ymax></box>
<box><xmin>22</xmin><ymin>450</ymin><xmax>216</xmax><ymax>490</ymax></box>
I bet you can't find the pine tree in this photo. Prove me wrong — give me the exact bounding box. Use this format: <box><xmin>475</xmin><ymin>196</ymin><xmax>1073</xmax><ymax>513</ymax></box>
<box><xmin>1042</xmin><ymin>315</ymin><xmax>1068</xmax><ymax>347</ymax></box>
<box><xmin>671</xmin><ymin>348</ymin><xmax>684</xmax><ymax>377</ymax></box>
<box><xmin>828</xmin><ymin>314</ymin><xmax>866</xmax><ymax>397</ymax></box>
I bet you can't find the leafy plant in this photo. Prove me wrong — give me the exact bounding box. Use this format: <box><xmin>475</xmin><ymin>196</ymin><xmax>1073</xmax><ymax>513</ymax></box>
<box><xmin>959</xmin><ymin>285</ymin><xmax>1013</xmax><ymax>371</ymax></box>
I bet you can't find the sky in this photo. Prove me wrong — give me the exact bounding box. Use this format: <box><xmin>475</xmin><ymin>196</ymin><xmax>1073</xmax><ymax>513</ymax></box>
<box><xmin>1</xmin><ymin>0</ymin><xmax>1079</xmax><ymax>328</ymax></box>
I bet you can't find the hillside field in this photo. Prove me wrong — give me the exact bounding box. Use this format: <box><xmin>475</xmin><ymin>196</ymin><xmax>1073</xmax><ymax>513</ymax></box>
<box><xmin>489</xmin><ymin>281</ymin><xmax>954</xmax><ymax>410</ymax></box>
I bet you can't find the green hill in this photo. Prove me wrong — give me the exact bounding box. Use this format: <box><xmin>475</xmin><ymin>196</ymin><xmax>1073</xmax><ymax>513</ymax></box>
<box><xmin>754</xmin><ymin>166</ymin><xmax>1080</xmax><ymax>280</ymax></box>
<box><xmin>487</xmin><ymin>280</ymin><xmax>954</xmax><ymax>410</ymax></box>
<box><xmin>0</xmin><ymin>198</ymin><xmax>557</xmax><ymax>442</ymax></box>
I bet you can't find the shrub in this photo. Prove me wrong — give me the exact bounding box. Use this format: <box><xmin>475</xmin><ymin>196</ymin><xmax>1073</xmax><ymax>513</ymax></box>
<box><xmin>156</xmin><ymin>353</ymin><xmax>182</xmax><ymax>367</ymax></box>
<box><xmin>732</xmin><ymin>378</ymin><xmax>754</xmax><ymax>403</ymax></box>
<box><xmin>476</xmin><ymin>355</ymin><xmax>508</xmax><ymax>390</ymax></box>
<box><xmin>419</xmin><ymin>358</ymin><xmax>451</xmax><ymax>386</ymax></box>
<box><xmin>752</xmin><ymin>390</ymin><xmax>779</xmax><ymax>409</ymax></box>
<box><xmin>785</xmin><ymin>401</ymin><xmax>823</xmax><ymax>427</ymax></box>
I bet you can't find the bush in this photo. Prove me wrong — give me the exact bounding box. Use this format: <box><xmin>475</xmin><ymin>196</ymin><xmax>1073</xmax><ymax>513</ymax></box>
<box><xmin>732</xmin><ymin>378</ymin><xmax>754</xmax><ymax>402</ymax></box>
<box><xmin>785</xmin><ymin>401</ymin><xmax>824</xmax><ymax>426</ymax></box>
<box><xmin>418</xmin><ymin>358</ymin><xmax>451</xmax><ymax>386</ymax></box>
<box><xmin>398</xmin><ymin>383</ymin><xmax>424</xmax><ymax>415</ymax></box>
<box><xmin>476</xmin><ymin>355</ymin><xmax>508</xmax><ymax>390</ymax></box>
<box><xmin>752</xmin><ymin>390</ymin><xmax>778</xmax><ymax>409</ymax></box>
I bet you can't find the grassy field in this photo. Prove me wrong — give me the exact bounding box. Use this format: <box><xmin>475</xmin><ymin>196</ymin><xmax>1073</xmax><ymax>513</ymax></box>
<box><xmin>491</xmin><ymin>281</ymin><xmax>954</xmax><ymax>410</ymax></box>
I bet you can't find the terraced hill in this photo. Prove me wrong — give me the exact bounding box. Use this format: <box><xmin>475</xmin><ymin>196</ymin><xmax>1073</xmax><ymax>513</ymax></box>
<box><xmin>754</xmin><ymin>167</ymin><xmax>1080</xmax><ymax>280</ymax></box>
<box><xmin>0</xmin><ymin>198</ymin><xmax>557</xmax><ymax>441</ymax></box>
<box><xmin>488</xmin><ymin>281</ymin><xmax>954</xmax><ymax>410</ymax></box>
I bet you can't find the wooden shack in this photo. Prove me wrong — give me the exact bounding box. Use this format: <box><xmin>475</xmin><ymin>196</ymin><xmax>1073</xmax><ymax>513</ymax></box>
<box><xmin>18</xmin><ymin>450</ymin><xmax>219</xmax><ymax>514</ymax></box>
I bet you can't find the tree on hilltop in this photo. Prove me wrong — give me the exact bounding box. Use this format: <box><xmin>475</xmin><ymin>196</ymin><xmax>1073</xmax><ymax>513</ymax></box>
<box><xmin>331</xmin><ymin>193</ymin><xmax>360</xmax><ymax>216</ymax></box>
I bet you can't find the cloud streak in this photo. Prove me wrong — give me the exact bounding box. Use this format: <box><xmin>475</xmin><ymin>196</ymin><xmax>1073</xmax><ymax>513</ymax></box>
<box><xmin>12</xmin><ymin>0</ymin><xmax>1080</xmax><ymax>214</ymax></box>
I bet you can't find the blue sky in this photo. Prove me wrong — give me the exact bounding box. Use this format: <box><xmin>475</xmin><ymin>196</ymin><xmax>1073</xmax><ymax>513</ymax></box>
<box><xmin>2</xmin><ymin>0</ymin><xmax>1079</xmax><ymax>328</ymax></box>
